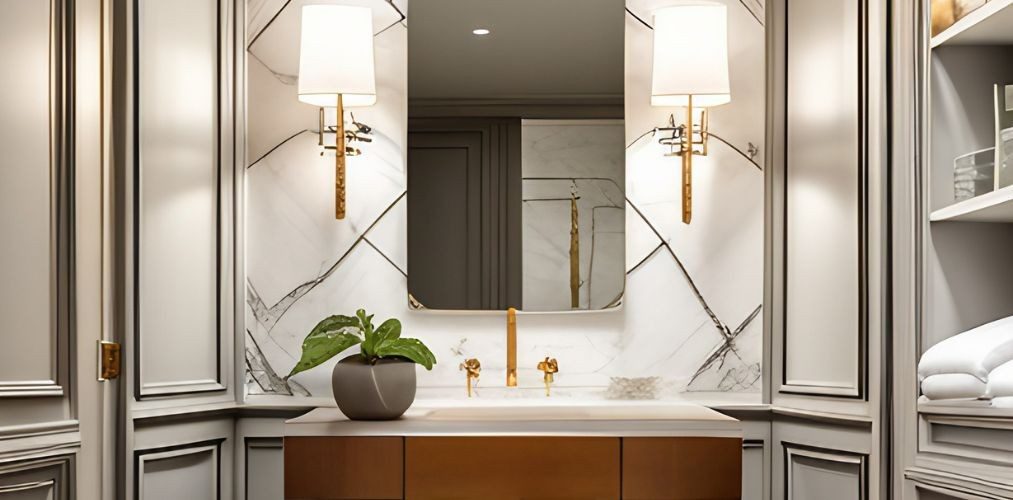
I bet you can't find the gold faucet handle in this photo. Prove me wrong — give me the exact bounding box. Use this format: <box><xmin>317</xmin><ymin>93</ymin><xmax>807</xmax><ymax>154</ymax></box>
<box><xmin>537</xmin><ymin>357</ymin><xmax>558</xmax><ymax>381</ymax></box>
<box><xmin>537</xmin><ymin>357</ymin><xmax>558</xmax><ymax>397</ymax></box>
<box><xmin>460</xmin><ymin>358</ymin><xmax>481</xmax><ymax>377</ymax></box>
<box><xmin>460</xmin><ymin>358</ymin><xmax>481</xmax><ymax>398</ymax></box>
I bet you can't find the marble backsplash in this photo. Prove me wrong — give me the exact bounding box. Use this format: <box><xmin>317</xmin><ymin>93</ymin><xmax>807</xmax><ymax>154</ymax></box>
<box><xmin>244</xmin><ymin>0</ymin><xmax>765</xmax><ymax>400</ymax></box>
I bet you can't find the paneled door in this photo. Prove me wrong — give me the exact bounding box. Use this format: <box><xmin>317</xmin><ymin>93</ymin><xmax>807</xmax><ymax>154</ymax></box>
<box><xmin>0</xmin><ymin>0</ymin><xmax>115</xmax><ymax>497</ymax></box>
<box><xmin>768</xmin><ymin>0</ymin><xmax>890</xmax><ymax>497</ymax></box>
<box><xmin>116</xmin><ymin>0</ymin><xmax>241</xmax><ymax>497</ymax></box>
<box><xmin>407</xmin><ymin>118</ymin><xmax>523</xmax><ymax>310</ymax></box>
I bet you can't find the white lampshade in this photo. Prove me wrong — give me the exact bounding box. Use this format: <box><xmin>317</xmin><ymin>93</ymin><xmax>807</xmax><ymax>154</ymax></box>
<box><xmin>298</xmin><ymin>5</ymin><xmax>376</xmax><ymax>107</ymax></box>
<box><xmin>651</xmin><ymin>3</ymin><xmax>730</xmax><ymax>107</ymax></box>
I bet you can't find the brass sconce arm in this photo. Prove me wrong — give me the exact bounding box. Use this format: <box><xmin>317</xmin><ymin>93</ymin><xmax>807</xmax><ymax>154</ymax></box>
<box><xmin>318</xmin><ymin>109</ymin><xmax>374</xmax><ymax>157</ymax></box>
<box><xmin>626</xmin><ymin>110</ymin><xmax>762</xmax><ymax>226</ymax></box>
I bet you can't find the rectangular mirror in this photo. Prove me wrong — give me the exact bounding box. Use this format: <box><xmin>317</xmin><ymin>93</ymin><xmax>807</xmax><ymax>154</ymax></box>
<box><xmin>406</xmin><ymin>0</ymin><xmax>626</xmax><ymax>312</ymax></box>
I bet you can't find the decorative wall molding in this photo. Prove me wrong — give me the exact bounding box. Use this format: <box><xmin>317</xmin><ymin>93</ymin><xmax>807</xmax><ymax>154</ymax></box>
<box><xmin>783</xmin><ymin>442</ymin><xmax>868</xmax><ymax>500</ymax></box>
<box><xmin>776</xmin><ymin>0</ymin><xmax>870</xmax><ymax>400</ymax></box>
<box><xmin>918</xmin><ymin>413</ymin><xmax>1013</xmax><ymax>475</ymax></box>
<box><xmin>243</xmin><ymin>437</ymin><xmax>283</xmax><ymax>500</ymax></box>
<box><xmin>0</xmin><ymin>0</ymin><xmax>74</xmax><ymax>402</ymax></box>
<box><xmin>131</xmin><ymin>0</ymin><xmax>233</xmax><ymax>400</ymax></box>
<box><xmin>907</xmin><ymin>466</ymin><xmax>1013</xmax><ymax>500</ymax></box>
<box><xmin>134</xmin><ymin>439</ymin><xmax>224</xmax><ymax>500</ymax></box>
<box><xmin>0</xmin><ymin>455</ymin><xmax>72</xmax><ymax>500</ymax></box>
<box><xmin>0</xmin><ymin>420</ymin><xmax>79</xmax><ymax>443</ymax></box>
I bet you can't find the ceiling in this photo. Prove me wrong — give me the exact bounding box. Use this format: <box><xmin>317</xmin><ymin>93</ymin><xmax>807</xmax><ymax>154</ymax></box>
<box><xmin>407</xmin><ymin>0</ymin><xmax>624</xmax><ymax>102</ymax></box>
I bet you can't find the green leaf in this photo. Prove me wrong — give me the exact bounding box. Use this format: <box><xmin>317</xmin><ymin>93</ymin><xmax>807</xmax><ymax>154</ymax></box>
<box><xmin>374</xmin><ymin>318</ymin><xmax>402</xmax><ymax>345</ymax></box>
<box><xmin>357</xmin><ymin>309</ymin><xmax>378</xmax><ymax>358</ymax></box>
<box><xmin>286</xmin><ymin>315</ymin><xmax>363</xmax><ymax>379</ymax></box>
<box><xmin>374</xmin><ymin>337</ymin><xmax>437</xmax><ymax>370</ymax></box>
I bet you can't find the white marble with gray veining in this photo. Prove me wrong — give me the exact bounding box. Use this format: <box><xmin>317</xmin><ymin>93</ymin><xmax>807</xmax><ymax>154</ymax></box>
<box><xmin>244</xmin><ymin>0</ymin><xmax>764</xmax><ymax>402</ymax></box>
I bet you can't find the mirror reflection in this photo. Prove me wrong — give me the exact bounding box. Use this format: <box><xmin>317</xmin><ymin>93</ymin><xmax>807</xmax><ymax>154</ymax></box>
<box><xmin>406</xmin><ymin>0</ymin><xmax>626</xmax><ymax>312</ymax></box>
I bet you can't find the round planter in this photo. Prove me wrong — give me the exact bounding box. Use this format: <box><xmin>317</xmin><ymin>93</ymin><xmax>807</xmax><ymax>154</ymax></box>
<box><xmin>331</xmin><ymin>355</ymin><xmax>417</xmax><ymax>420</ymax></box>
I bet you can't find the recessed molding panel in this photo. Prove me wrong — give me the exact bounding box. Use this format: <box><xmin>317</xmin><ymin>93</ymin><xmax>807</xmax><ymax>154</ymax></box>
<box><xmin>0</xmin><ymin>0</ymin><xmax>71</xmax><ymax>399</ymax></box>
<box><xmin>782</xmin><ymin>0</ymin><xmax>868</xmax><ymax>398</ymax></box>
<box><xmin>784</xmin><ymin>443</ymin><xmax>868</xmax><ymax>500</ymax></box>
<box><xmin>135</xmin><ymin>0</ymin><xmax>224</xmax><ymax>397</ymax></box>
<box><xmin>0</xmin><ymin>457</ymin><xmax>71</xmax><ymax>500</ymax></box>
<box><xmin>135</xmin><ymin>440</ymin><xmax>223</xmax><ymax>500</ymax></box>
<box><xmin>243</xmin><ymin>438</ymin><xmax>283</xmax><ymax>500</ymax></box>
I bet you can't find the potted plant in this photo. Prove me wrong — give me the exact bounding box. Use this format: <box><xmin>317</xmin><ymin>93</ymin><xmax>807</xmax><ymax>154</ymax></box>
<box><xmin>286</xmin><ymin>309</ymin><xmax>436</xmax><ymax>420</ymax></box>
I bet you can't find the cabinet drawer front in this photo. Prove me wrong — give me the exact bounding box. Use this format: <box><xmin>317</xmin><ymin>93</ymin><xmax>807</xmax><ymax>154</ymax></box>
<box><xmin>405</xmin><ymin>436</ymin><xmax>621</xmax><ymax>500</ymax></box>
<box><xmin>284</xmin><ymin>436</ymin><xmax>404</xmax><ymax>499</ymax></box>
<box><xmin>622</xmin><ymin>437</ymin><xmax>742</xmax><ymax>500</ymax></box>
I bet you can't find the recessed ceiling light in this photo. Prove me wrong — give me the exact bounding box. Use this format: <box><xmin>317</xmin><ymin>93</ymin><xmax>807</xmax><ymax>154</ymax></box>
<box><xmin>472</xmin><ymin>28</ymin><xmax>490</xmax><ymax>36</ymax></box>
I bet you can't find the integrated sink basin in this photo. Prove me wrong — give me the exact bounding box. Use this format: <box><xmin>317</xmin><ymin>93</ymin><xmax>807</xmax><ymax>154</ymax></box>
<box><xmin>421</xmin><ymin>402</ymin><xmax>733</xmax><ymax>421</ymax></box>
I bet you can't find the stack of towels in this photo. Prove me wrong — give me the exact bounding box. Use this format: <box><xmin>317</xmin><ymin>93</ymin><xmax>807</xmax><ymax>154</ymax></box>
<box><xmin>918</xmin><ymin>316</ymin><xmax>1013</xmax><ymax>408</ymax></box>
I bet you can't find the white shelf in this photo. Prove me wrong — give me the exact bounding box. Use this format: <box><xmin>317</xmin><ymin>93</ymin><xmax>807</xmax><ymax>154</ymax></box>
<box><xmin>930</xmin><ymin>184</ymin><xmax>1013</xmax><ymax>222</ymax></box>
<box><xmin>931</xmin><ymin>0</ymin><xmax>1013</xmax><ymax>48</ymax></box>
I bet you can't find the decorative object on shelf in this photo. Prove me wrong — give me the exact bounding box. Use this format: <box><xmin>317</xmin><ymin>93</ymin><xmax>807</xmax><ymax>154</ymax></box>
<box><xmin>459</xmin><ymin>358</ymin><xmax>481</xmax><ymax>398</ymax></box>
<box><xmin>931</xmin><ymin>0</ymin><xmax>956</xmax><ymax>36</ymax></box>
<box><xmin>605</xmin><ymin>376</ymin><xmax>662</xmax><ymax>400</ymax></box>
<box><xmin>955</xmin><ymin>0</ymin><xmax>989</xmax><ymax>19</ymax></box>
<box><xmin>536</xmin><ymin>357</ymin><xmax>559</xmax><ymax>397</ymax></box>
<box><xmin>995</xmin><ymin>84</ymin><xmax>1013</xmax><ymax>188</ymax></box>
<box><xmin>651</xmin><ymin>2</ymin><xmax>730</xmax><ymax>224</ymax></box>
<box><xmin>298</xmin><ymin>4</ymin><xmax>377</xmax><ymax>220</ymax></box>
<box><xmin>286</xmin><ymin>309</ymin><xmax>436</xmax><ymax>420</ymax></box>
<box><xmin>1001</xmin><ymin>127</ymin><xmax>1013</xmax><ymax>188</ymax></box>
<box><xmin>953</xmin><ymin>147</ymin><xmax>995</xmax><ymax>202</ymax></box>
<box><xmin>932</xmin><ymin>0</ymin><xmax>990</xmax><ymax>35</ymax></box>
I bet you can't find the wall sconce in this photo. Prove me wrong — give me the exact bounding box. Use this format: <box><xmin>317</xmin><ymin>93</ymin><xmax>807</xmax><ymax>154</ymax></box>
<box><xmin>651</xmin><ymin>2</ymin><xmax>730</xmax><ymax>224</ymax></box>
<box><xmin>298</xmin><ymin>4</ymin><xmax>377</xmax><ymax>220</ymax></box>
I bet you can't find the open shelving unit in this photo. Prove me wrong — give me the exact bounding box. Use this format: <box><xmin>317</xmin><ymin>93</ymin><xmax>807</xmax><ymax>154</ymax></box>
<box><xmin>924</xmin><ymin>0</ymin><xmax>1013</xmax><ymax>344</ymax></box>
<box><xmin>930</xmin><ymin>184</ymin><xmax>1013</xmax><ymax>221</ymax></box>
<box><xmin>914</xmin><ymin>0</ymin><xmax>1013</xmax><ymax>478</ymax></box>
<box><xmin>931</xmin><ymin>0</ymin><xmax>1013</xmax><ymax>48</ymax></box>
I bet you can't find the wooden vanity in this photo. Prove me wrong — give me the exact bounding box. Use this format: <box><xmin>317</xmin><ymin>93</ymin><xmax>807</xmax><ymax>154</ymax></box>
<box><xmin>283</xmin><ymin>404</ymin><xmax>742</xmax><ymax>500</ymax></box>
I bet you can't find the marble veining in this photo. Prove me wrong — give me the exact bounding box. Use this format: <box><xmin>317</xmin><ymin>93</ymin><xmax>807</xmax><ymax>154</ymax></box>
<box><xmin>243</xmin><ymin>0</ymin><xmax>765</xmax><ymax>400</ymax></box>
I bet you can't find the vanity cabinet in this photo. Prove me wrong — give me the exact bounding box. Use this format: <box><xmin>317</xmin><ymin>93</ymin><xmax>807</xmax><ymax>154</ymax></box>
<box><xmin>405</xmin><ymin>437</ymin><xmax>620</xmax><ymax>499</ymax></box>
<box><xmin>622</xmin><ymin>437</ymin><xmax>741</xmax><ymax>499</ymax></box>
<box><xmin>284</xmin><ymin>437</ymin><xmax>404</xmax><ymax>499</ymax></box>
<box><xmin>284</xmin><ymin>436</ymin><xmax>741</xmax><ymax>500</ymax></box>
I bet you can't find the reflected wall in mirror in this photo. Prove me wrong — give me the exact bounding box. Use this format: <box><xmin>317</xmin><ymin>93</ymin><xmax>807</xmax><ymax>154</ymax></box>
<box><xmin>406</xmin><ymin>0</ymin><xmax>626</xmax><ymax>312</ymax></box>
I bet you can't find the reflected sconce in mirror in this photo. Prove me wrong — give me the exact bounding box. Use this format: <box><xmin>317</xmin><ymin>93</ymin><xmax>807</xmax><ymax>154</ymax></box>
<box><xmin>651</xmin><ymin>2</ymin><xmax>730</xmax><ymax>224</ymax></box>
<box><xmin>298</xmin><ymin>4</ymin><xmax>377</xmax><ymax>220</ymax></box>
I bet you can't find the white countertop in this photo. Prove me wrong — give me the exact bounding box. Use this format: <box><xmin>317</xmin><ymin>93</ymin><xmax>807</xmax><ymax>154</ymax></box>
<box><xmin>284</xmin><ymin>400</ymin><xmax>742</xmax><ymax>438</ymax></box>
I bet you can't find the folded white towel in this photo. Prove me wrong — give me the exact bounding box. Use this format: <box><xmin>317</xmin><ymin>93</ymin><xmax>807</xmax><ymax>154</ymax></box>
<box><xmin>987</xmin><ymin>360</ymin><xmax>1013</xmax><ymax>398</ymax></box>
<box><xmin>918</xmin><ymin>316</ymin><xmax>1013</xmax><ymax>381</ymax></box>
<box><xmin>921</xmin><ymin>373</ymin><xmax>988</xmax><ymax>400</ymax></box>
<box><xmin>992</xmin><ymin>396</ymin><xmax>1013</xmax><ymax>409</ymax></box>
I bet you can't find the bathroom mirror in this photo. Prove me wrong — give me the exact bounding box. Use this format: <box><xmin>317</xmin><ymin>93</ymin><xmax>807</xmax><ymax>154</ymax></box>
<box><xmin>406</xmin><ymin>0</ymin><xmax>626</xmax><ymax>312</ymax></box>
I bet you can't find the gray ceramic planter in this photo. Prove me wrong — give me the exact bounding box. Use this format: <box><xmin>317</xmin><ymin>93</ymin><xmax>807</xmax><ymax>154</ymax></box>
<box><xmin>331</xmin><ymin>355</ymin><xmax>417</xmax><ymax>420</ymax></box>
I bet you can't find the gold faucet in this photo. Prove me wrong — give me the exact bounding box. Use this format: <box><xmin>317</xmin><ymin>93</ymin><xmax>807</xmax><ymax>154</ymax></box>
<box><xmin>506</xmin><ymin>307</ymin><xmax>518</xmax><ymax>387</ymax></box>
<box><xmin>459</xmin><ymin>358</ymin><xmax>481</xmax><ymax>397</ymax></box>
<box><xmin>537</xmin><ymin>357</ymin><xmax>558</xmax><ymax>397</ymax></box>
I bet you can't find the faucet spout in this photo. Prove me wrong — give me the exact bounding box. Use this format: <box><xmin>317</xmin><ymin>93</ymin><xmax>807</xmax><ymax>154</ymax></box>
<box><xmin>506</xmin><ymin>307</ymin><xmax>517</xmax><ymax>387</ymax></box>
